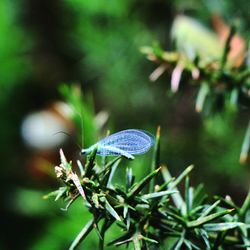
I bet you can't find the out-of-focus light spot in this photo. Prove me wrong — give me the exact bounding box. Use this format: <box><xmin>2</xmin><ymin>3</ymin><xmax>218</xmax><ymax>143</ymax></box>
<box><xmin>53</xmin><ymin>101</ymin><xmax>74</xmax><ymax>119</ymax></box>
<box><xmin>21</xmin><ymin>110</ymin><xmax>70</xmax><ymax>150</ymax></box>
<box><xmin>95</xmin><ymin>111</ymin><xmax>109</xmax><ymax>130</ymax></box>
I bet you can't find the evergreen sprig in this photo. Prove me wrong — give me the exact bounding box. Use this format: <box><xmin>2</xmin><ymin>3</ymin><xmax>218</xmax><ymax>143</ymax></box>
<box><xmin>141</xmin><ymin>26</ymin><xmax>250</xmax><ymax>164</ymax></box>
<box><xmin>47</xmin><ymin>132</ymin><xmax>250</xmax><ymax>250</ymax></box>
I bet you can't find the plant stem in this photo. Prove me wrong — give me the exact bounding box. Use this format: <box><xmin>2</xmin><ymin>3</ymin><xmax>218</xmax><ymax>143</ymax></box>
<box><xmin>149</xmin><ymin>126</ymin><xmax>161</xmax><ymax>193</ymax></box>
<box><xmin>99</xmin><ymin>218</ymin><xmax>114</xmax><ymax>250</ymax></box>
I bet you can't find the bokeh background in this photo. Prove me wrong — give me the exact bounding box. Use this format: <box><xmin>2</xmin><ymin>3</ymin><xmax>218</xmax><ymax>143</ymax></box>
<box><xmin>0</xmin><ymin>0</ymin><xmax>249</xmax><ymax>249</ymax></box>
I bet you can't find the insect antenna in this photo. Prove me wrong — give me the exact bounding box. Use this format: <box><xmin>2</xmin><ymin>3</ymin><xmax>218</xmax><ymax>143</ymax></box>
<box><xmin>76</xmin><ymin>85</ymin><xmax>85</xmax><ymax>151</ymax></box>
<box><xmin>52</xmin><ymin>131</ymin><xmax>81</xmax><ymax>152</ymax></box>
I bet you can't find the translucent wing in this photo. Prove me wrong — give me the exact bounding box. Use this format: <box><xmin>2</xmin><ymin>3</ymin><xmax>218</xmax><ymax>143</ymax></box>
<box><xmin>96</xmin><ymin>129</ymin><xmax>155</xmax><ymax>156</ymax></box>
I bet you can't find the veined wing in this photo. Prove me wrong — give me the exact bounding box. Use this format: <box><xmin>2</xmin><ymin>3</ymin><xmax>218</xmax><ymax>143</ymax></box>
<box><xmin>96</xmin><ymin>129</ymin><xmax>155</xmax><ymax>156</ymax></box>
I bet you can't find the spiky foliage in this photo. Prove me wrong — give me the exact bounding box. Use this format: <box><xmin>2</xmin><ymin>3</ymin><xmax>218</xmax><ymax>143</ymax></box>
<box><xmin>46</xmin><ymin>130</ymin><xmax>250</xmax><ymax>250</ymax></box>
<box><xmin>141</xmin><ymin>20</ymin><xmax>250</xmax><ymax>164</ymax></box>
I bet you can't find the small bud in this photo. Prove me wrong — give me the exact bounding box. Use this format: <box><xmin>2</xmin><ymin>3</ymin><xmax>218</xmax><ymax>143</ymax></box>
<box><xmin>82</xmin><ymin>177</ymin><xmax>90</xmax><ymax>183</ymax></box>
<box><xmin>171</xmin><ymin>64</ymin><xmax>183</xmax><ymax>93</ymax></box>
<box><xmin>137</xmin><ymin>234</ymin><xmax>143</xmax><ymax>240</ymax></box>
<box><xmin>55</xmin><ymin>166</ymin><xmax>64</xmax><ymax>178</ymax></box>
<box><xmin>154</xmin><ymin>184</ymin><xmax>160</xmax><ymax>192</ymax></box>
<box><xmin>192</xmin><ymin>68</ymin><xmax>200</xmax><ymax>79</ymax></box>
<box><xmin>225</xmin><ymin>195</ymin><xmax>233</xmax><ymax>202</ymax></box>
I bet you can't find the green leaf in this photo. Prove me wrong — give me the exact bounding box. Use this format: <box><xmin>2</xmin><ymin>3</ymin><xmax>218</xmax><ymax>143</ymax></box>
<box><xmin>242</xmin><ymin>236</ymin><xmax>250</xmax><ymax>250</ymax></box>
<box><xmin>100</xmin><ymin>156</ymin><xmax>121</xmax><ymax>176</ymax></box>
<box><xmin>106</xmin><ymin>158</ymin><xmax>121</xmax><ymax>188</ymax></box>
<box><xmin>142</xmin><ymin>190</ymin><xmax>177</xmax><ymax>200</ymax></box>
<box><xmin>188</xmin><ymin>241</ymin><xmax>201</xmax><ymax>250</ymax></box>
<box><xmin>77</xmin><ymin>160</ymin><xmax>84</xmax><ymax>176</ymax></box>
<box><xmin>128</xmin><ymin>167</ymin><xmax>161</xmax><ymax>197</ymax></box>
<box><xmin>240</xmin><ymin>120</ymin><xmax>250</xmax><ymax>164</ymax></box>
<box><xmin>239</xmin><ymin>189</ymin><xmax>250</xmax><ymax>221</ymax></box>
<box><xmin>125</xmin><ymin>208</ymin><xmax>130</xmax><ymax>230</ymax></box>
<box><xmin>164</xmin><ymin>209</ymin><xmax>187</xmax><ymax>226</ymax></box>
<box><xmin>183</xmin><ymin>239</ymin><xmax>193</xmax><ymax>250</ymax></box>
<box><xmin>135</xmin><ymin>204</ymin><xmax>150</xmax><ymax>214</ymax></box>
<box><xmin>68</xmin><ymin>219</ymin><xmax>95</xmax><ymax>250</ymax></box>
<box><xmin>200</xmin><ymin>200</ymin><xmax>221</xmax><ymax>217</ymax></box>
<box><xmin>123</xmin><ymin>205</ymin><xmax>128</xmax><ymax>218</ymax></box>
<box><xmin>187</xmin><ymin>209</ymin><xmax>234</xmax><ymax>228</ymax></box>
<box><xmin>162</xmin><ymin>165</ymin><xmax>194</xmax><ymax>213</ymax></box>
<box><xmin>203</xmin><ymin>222</ymin><xmax>245</xmax><ymax>232</ymax></box>
<box><xmin>173</xmin><ymin>231</ymin><xmax>185</xmax><ymax>250</ymax></box>
<box><xmin>168</xmin><ymin>165</ymin><xmax>194</xmax><ymax>190</ymax></box>
<box><xmin>85</xmin><ymin>145</ymin><xmax>97</xmax><ymax>176</ymax></box>
<box><xmin>161</xmin><ymin>167</ymin><xmax>184</xmax><ymax>210</ymax></box>
<box><xmin>140</xmin><ymin>235</ymin><xmax>158</xmax><ymax>244</ymax></box>
<box><xmin>195</xmin><ymin>82</ymin><xmax>210</xmax><ymax>113</ymax></box>
<box><xmin>108</xmin><ymin>231</ymin><xmax>134</xmax><ymax>246</ymax></box>
<box><xmin>213</xmin><ymin>195</ymin><xmax>238</xmax><ymax>209</ymax></box>
<box><xmin>55</xmin><ymin>187</ymin><xmax>68</xmax><ymax>201</ymax></box>
<box><xmin>185</xmin><ymin>176</ymin><xmax>193</xmax><ymax>215</ymax></box>
<box><xmin>199</xmin><ymin>229</ymin><xmax>211</xmax><ymax>249</ymax></box>
<box><xmin>105</xmin><ymin>198</ymin><xmax>121</xmax><ymax>221</ymax></box>
<box><xmin>157</xmin><ymin>177</ymin><xmax>175</xmax><ymax>192</ymax></box>
<box><xmin>190</xmin><ymin>205</ymin><xmax>205</xmax><ymax>216</ymax></box>
<box><xmin>193</xmin><ymin>183</ymin><xmax>206</xmax><ymax>207</ymax></box>
<box><xmin>126</xmin><ymin>167</ymin><xmax>134</xmax><ymax>191</ymax></box>
<box><xmin>43</xmin><ymin>186</ymin><xmax>67</xmax><ymax>201</ymax></box>
<box><xmin>240</xmin><ymin>224</ymin><xmax>250</xmax><ymax>250</ymax></box>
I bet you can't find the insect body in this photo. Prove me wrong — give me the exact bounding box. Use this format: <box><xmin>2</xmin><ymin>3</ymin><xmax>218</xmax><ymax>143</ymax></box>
<box><xmin>81</xmin><ymin>129</ymin><xmax>155</xmax><ymax>159</ymax></box>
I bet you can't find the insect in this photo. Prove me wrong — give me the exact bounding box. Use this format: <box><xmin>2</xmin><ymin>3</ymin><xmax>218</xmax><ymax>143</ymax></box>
<box><xmin>81</xmin><ymin>129</ymin><xmax>155</xmax><ymax>159</ymax></box>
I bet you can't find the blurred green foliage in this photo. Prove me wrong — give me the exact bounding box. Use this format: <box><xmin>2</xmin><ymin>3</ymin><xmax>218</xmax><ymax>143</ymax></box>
<box><xmin>0</xmin><ymin>0</ymin><xmax>31</xmax><ymax>95</ymax></box>
<box><xmin>64</xmin><ymin>0</ymin><xmax>158</xmax><ymax>117</ymax></box>
<box><xmin>59</xmin><ymin>84</ymin><xmax>97</xmax><ymax>146</ymax></box>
